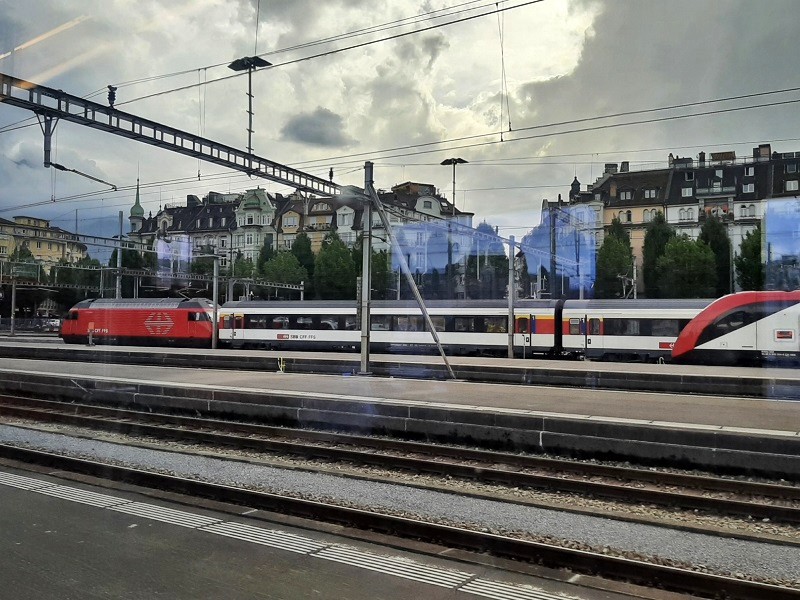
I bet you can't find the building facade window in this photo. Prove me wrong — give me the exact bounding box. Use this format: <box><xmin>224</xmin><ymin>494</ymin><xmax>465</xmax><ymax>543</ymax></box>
<box><xmin>423</xmin><ymin>200</ymin><xmax>432</xmax><ymax>209</ymax></box>
<box><xmin>745</xmin><ymin>166</ymin><xmax>755</xmax><ymax>177</ymax></box>
<box><xmin>685</xmin><ymin>172</ymin><xmax>694</xmax><ymax>181</ymax></box>
<box><xmin>220</xmin><ymin>238</ymin><xmax>226</xmax><ymax>248</ymax></box>
<box><xmin>743</xmin><ymin>183</ymin><xmax>755</xmax><ymax>193</ymax></box>
<box><xmin>682</xmin><ymin>187</ymin><xmax>693</xmax><ymax>197</ymax></box>
<box><xmin>748</xmin><ymin>204</ymin><xmax>756</xmax><ymax>217</ymax></box>
<box><xmin>0</xmin><ymin>246</ymin><xmax>6</xmax><ymax>255</ymax></box>
<box><xmin>247</xmin><ymin>214</ymin><xmax>254</xmax><ymax>225</ymax></box>
<box><xmin>786</xmin><ymin>180</ymin><xmax>799</xmax><ymax>192</ymax></box>
<box><xmin>644</xmin><ymin>189</ymin><xmax>656</xmax><ymax>199</ymax></box>
<box><xmin>283</xmin><ymin>216</ymin><xmax>298</xmax><ymax>228</ymax></box>
<box><xmin>620</xmin><ymin>190</ymin><xmax>632</xmax><ymax>200</ymax></box>
<box><xmin>625</xmin><ymin>210</ymin><xmax>632</xmax><ymax>222</ymax></box>
<box><xmin>787</xmin><ymin>164</ymin><xmax>797</xmax><ymax>173</ymax></box>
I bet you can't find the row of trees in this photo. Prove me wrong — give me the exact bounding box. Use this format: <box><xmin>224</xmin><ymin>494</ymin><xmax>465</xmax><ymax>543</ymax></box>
<box><xmin>595</xmin><ymin>212</ymin><xmax>764</xmax><ymax>299</ymax></box>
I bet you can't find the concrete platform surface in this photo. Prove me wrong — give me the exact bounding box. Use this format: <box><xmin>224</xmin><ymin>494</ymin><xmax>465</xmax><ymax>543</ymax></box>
<box><xmin>0</xmin><ymin>465</ymin><xmax>634</xmax><ymax>600</ymax></box>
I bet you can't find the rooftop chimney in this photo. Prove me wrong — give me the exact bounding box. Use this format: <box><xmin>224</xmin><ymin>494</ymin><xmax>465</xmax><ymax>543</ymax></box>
<box><xmin>698</xmin><ymin>151</ymin><xmax>705</xmax><ymax>165</ymax></box>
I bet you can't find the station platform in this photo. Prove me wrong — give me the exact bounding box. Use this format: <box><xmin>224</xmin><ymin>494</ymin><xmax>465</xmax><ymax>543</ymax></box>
<box><xmin>0</xmin><ymin>464</ymin><xmax>626</xmax><ymax>600</ymax></box>
<box><xmin>0</xmin><ymin>357</ymin><xmax>797</xmax><ymax>477</ymax></box>
<box><xmin>0</xmin><ymin>340</ymin><xmax>797</xmax><ymax>400</ymax></box>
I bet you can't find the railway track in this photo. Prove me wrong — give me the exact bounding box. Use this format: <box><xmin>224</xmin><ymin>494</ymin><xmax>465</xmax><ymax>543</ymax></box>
<box><xmin>0</xmin><ymin>442</ymin><xmax>797</xmax><ymax>600</ymax></box>
<box><xmin>0</xmin><ymin>393</ymin><xmax>798</xmax><ymax>525</ymax></box>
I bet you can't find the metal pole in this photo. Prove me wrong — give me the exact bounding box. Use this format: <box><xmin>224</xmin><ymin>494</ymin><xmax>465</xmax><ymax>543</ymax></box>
<box><xmin>212</xmin><ymin>256</ymin><xmax>219</xmax><ymax>349</ymax></box>
<box><xmin>99</xmin><ymin>268</ymin><xmax>104</xmax><ymax>298</ymax></box>
<box><xmin>364</xmin><ymin>170</ymin><xmax>456</xmax><ymax>380</ymax></box>
<box><xmin>359</xmin><ymin>164</ymin><xmax>373</xmax><ymax>375</ymax></box>
<box><xmin>10</xmin><ymin>278</ymin><xmax>16</xmax><ymax>337</ymax></box>
<box><xmin>247</xmin><ymin>68</ymin><xmax>254</xmax><ymax>154</ymax></box>
<box><xmin>116</xmin><ymin>211</ymin><xmax>123</xmax><ymax>298</ymax></box>
<box><xmin>508</xmin><ymin>235</ymin><xmax>515</xmax><ymax>359</ymax></box>
<box><xmin>451</xmin><ymin>161</ymin><xmax>457</xmax><ymax>215</ymax></box>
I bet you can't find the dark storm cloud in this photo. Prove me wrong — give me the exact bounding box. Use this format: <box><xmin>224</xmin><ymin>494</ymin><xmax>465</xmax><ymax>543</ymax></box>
<box><xmin>280</xmin><ymin>107</ymin><xmax>356</xmax><ymax>147</ymax></box>
<box><xmin>510</xmin><ymin>0</ymin><xmax>800</xmax><ymax>145</ymax></box>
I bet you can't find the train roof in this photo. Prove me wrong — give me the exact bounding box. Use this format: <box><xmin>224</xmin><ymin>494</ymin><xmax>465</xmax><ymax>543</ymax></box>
<box><xmin>221</xmin><ymin>299</ymin><xmax>561</xmax><ymax>310</ymax></box>
<box><xmin>70</xmin><ymin>298</ymin><xmax>214</xmax><ymax>310</ymax></box>
<box><xmin>564</xmin><ymin>298</ymin><xmax>713</xmax><ymax>310</ymax></box>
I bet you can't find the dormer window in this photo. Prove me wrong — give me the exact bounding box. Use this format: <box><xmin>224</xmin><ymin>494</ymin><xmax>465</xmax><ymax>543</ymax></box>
<box><xmin>247</xmin><ymin>214</ymin><xmax>254</xmax><ymax>225</ymax></box>
<box><xmin>423</xmin><ymin>200</ymin><xmax>432</xmax><ymax>209</ymax></box>
<box><xmin>644</xmin><ymin>189</ymin><xmax>657</xmax><ymax>199</ymax></box>
<box><xmin>620</xmin><ymin>190</ymin><xmax>632</xmax><ymax>201</ymax></box>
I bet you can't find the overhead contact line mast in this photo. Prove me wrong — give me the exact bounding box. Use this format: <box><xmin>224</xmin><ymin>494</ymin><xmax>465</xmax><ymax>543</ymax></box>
<box><xmin>0</xmin><ymin>72</ymin><xmax>457</xmax><ymax>376</ymax></box>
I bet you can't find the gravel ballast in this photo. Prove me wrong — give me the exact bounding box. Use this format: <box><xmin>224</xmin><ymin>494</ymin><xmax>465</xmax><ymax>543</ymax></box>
<box><xmin>0</xmin><ymin>422</ymin><xmax>797</xmax><ymax>585</ymax></box>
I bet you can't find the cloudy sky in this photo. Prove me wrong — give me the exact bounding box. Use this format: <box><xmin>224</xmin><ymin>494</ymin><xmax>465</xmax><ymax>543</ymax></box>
<box><xmin>2</xmin><ymin>0</ymin><xmax>800</xmax><ymax>245</ymax></box>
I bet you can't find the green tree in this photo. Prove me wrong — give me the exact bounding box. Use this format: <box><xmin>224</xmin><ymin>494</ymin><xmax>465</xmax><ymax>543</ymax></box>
<box><xmin>607</xmin><ymin>216</ymin><xmax>631</xmax><ymax>249</ymax></box>
<box><xmin>698</xmin><ymin>214</ymin><xmax>732</xmax><ymax>296</ymax></box>
<box><xmin>9</xmin><ymin>244</ymin><xmax>35</xmax><ymax>263</ymax></box>
<box><xmin>256</xmin><ymin>235</ymin><xmax>274</xmax><ymax>276</ymax></box>
<box><xmin>656</xmin><ymin>236</ymin><xmax>716</xmax><ymax>298</ymax></box>
<box><xmin>232</xmin><ymin>255</ymin><xmax>254</xmax><ymax>278</ymax></box>
<box><xmin>642</xmin><ymin>212</ymin><xmax>674</xmax><ymax>298</ymax></box>
<box><xmin>594</xmin><ymin>236</ymin><xmax>632</xmax><ymax>298</ymax></box>
<box><xmin>370</xmin><ymin>249</ymin><xmax>391</xmax><ymax>300</ymax></box>
<box><xmin>262</xmin><ymin>251</ymin><xmax>308</xmax><ymax>298</ymax></box>
<box><xmin>108</xmin><ymin>247</ymin><xmax>147</xmax><ymax>297</ymax></box>
<box><xmin>291</xmin><ymin>232</ymin><xmax>315</xmax><ymax>297</ymax></box>
<box><xmin>52</xmin><ymin>256</ymin><xmax>102</xmax><ymax>310</ymax></box>
<box><xmin>735</xmin><ymin>224</ymin><xmax>765</xmax><ymax>290</ymax></box>
<box><xmin>314</xmin><ymin>231</ymin><xmax>356</xmax><ymax>299</ymax></box>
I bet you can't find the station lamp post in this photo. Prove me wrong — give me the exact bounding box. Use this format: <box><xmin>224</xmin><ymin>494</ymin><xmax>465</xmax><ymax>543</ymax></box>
<box><xmin>228</xmin><ymin>56</ymin><xmax>272</xmax><ymax>155</ymax></box>
<box><xmin>440</xmin><ymin>157</ymin><xmax>468</xmax><ymax>216</ymax></box>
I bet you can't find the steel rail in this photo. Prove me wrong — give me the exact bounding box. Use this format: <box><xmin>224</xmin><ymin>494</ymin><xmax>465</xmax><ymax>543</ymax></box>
<box><xmin>1</xmin><ymin>394</ymin><xmax>798</xmax><ymax>523</ymax></box>
<box><xmin>0</xmin><ymin>443</ymin><xmax>796</xmax><ymax>600</ymax></box>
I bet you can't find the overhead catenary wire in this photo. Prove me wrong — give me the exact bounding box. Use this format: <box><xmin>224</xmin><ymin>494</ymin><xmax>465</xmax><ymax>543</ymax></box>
<box><xmin>86</xmin><ymin>0</ymin><xmax>496</xmax><ymax>97</ymax></box>
<box><xmin>116</xmin><ymin>1</ymin><xmax>545</xmax><ymax>107</ymax></box>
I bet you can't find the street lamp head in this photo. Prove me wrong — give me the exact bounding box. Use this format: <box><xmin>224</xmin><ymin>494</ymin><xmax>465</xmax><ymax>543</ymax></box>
<box><xmin>228</xmin><ymin>56</ymin><xmax>272</xmax><ymax>71</ymax></box>
<box><xmin>440</xmin><ymin>157</ymin><xmax>468</xmax><ymax>166</ymax></box>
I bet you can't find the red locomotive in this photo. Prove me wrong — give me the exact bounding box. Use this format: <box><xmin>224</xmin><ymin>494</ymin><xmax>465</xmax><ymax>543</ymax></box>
<box><xmin>60</xmin><ymin>298</ymin><xmax>215</xmax><ymax>347</ymax></box>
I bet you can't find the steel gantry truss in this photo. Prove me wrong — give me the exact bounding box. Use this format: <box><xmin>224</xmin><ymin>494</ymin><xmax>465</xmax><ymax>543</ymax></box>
<box><xmin>0</xmin><ymin>72</ymin><xmax>457</xmax><ymax>373</ymax></box>
<box><xmin>0</xmin><ymin>73</ymin><xmax>340</xmax><ymax>196</ymax></box>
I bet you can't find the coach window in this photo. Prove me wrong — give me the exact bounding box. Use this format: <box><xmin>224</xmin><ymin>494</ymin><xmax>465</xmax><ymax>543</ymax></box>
<box><xmin>454</xmin><ymin>317</ymin><xmax>475</xmax><ymax>332</ymax></box>
<box><xmin>292</xmin><ymin>316</ymin><xmax>314</xmax><ymax>330</ymax></box>
<box><xmin>431</xmin><ymin>316</ymin><xmax>446</xmax><ymax>332</ymax></box>
<box><xmin>650</xmin><ymin>319</ymin><xmax>680</xmax><ymax>337</ymax></box>
<box><xmin>587</xmin><ymin>318</ymin><xmax>602</xmax><ymax>335</ymax></box>
<box><xmin>319</xmin><ymin>316</ymin><xmax>341</xmax><ymax>330</ymax></box>
<box><xmin>271</xmin><ymin>317</ymin><xmax>289</xmax><ymax>329</ymax></box>
<box><xmin>244</xmin><ymin>315</ymin><xmax>269</xmax><ymax>329</ymax></box>
<box><xmin>371</xmin><ymin>315</ymin><xmax>392</xmax><ymax>330</ymax></box>
<box><xmin>395</xmin><ymin>315</ymin><xmax>424</xmax><ymax>331</ymax></box>
<box><xmin>485</xmin><ymin>317</ymin><xmax>507</xmax><ymax>333</ymax></box>
<box><xmin>569</xmin><ymin>318</ymin><xmax>582</xmax><ymax>335</ymax></box>
<box><xmin>604</xmin><ymin>318</ymin><xmax>640</xmax><ymax>336</ymax></box>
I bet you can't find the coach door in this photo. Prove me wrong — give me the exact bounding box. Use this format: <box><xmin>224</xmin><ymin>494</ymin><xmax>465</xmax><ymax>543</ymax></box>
<box><xmin>586</xmin><ymin>316</ymin><xmax>602</xmax><ymax>358</ymax></box>
<box><xmin>515</xmin><ymin>315</ymin><xmax>533</xmax><ymax>357</ymax></box>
